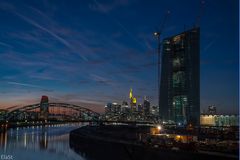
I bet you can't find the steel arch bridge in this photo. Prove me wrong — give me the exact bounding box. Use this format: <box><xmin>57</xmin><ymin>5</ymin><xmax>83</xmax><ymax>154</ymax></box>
<box><xmin>2</xmin><ymin>103</ymin><xmax>100</xmax><ymax>122</ymax></box>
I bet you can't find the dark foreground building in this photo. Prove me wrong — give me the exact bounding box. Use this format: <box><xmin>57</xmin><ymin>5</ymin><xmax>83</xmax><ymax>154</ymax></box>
<box><xmin>159</xmin><ymin>28</ymin><xmax>200</xmax><ymax>126</ymax></box>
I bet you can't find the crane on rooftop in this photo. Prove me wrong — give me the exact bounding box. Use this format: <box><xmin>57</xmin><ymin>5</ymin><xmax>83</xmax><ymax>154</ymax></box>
<box><xmin>195</xmin><ymin>0</ymin><xmax>205</xmax><ymax>27</ymax></box>
<box><xmin>153</xmin><ymin>10</ymin><xmax>170</xmax><ymax>117</ymax></box>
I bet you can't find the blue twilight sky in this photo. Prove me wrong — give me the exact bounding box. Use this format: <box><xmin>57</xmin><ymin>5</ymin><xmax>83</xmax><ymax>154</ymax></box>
<box><xmin>0</xmin><ymin>0</ymin><xmax>238</xmax><ymax>113</ymax></box>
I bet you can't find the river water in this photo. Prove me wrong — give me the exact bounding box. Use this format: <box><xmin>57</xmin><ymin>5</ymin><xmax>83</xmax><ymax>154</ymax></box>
<box><xmin>0</xmin><ymin>123</ymin><xmax>86</xmax><ymax>160</ymax></box>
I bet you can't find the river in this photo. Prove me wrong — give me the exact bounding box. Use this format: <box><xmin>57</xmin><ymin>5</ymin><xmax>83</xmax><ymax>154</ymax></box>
<box><xmin>0</xmin><ymin>123</ymin><xmax>86</xmax><ymax>160</ymax></box>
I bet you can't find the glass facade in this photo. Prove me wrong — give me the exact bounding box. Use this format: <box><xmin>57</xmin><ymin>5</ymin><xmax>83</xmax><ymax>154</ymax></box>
<box><xmin>159</xmin><ymin>28</ymin><xmax>200</xmax><ymax>126</ymax></box>
<box><xmin>173</xmin><ymin>95</ymin><xmax>188</xmax><ymax>124</ymax></box>
<box><xmin>172</xmin><ymin>71</ymin><xmax>185</xmax><ymax>89</ymax></box>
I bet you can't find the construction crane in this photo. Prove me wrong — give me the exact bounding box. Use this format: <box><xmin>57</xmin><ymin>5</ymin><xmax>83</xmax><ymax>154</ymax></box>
<box><xmin>195</xmin><ymin>0</ymin><xmax>205</xmax><ymax>27</ymax></box>
<box><xmin>153</xmin><ymin>10</ymin><xmax>170</xmax><ymax>116</ymax></box>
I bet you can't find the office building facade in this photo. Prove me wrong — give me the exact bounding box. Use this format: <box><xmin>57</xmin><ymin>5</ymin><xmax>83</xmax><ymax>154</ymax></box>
<box><xmin>159</xmin><ymin>28</ymin><xmax>200</xmax><ymax>126</ymax></box>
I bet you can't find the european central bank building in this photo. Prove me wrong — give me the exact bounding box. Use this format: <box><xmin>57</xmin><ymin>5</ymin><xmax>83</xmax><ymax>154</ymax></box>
<box><xmin>159</xmin><ymin>28</ymin><xmax>200</xmax><ymax>126</ymax></box>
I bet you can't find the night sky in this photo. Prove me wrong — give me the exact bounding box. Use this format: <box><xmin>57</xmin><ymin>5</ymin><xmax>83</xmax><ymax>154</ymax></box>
<box><xmin>0</xmin><ymin>0</ymin><xmax>238</xmax><ymax>114</ymax></box>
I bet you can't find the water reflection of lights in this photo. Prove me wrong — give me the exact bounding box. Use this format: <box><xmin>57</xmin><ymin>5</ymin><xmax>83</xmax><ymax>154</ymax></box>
<box><xmin>24</xmin><ymin>133</ymin><xmax>27</xmax><ymax>147</ymax></box>
<box><xmin>0</xmin><ymin>122</ymin><xmax>87</xmax><ymax>160</ymax></box>
<box><xmin>0</xmin><ymin>131</ymin><xmax>8</xmax><ymax>152</ymax></box>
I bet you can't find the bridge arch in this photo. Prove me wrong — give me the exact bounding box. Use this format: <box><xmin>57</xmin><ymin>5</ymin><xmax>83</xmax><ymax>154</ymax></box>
<box><xmin>5</xmin><ymin>103</ymin><xmax>100</xmax><ymax>122</ymax></box>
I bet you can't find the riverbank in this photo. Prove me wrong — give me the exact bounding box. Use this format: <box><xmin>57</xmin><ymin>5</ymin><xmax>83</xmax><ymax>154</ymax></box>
<box><xmin>69</xmin><ymin>125</ymin><xmax>238</xmax><ymax>160</ymax></box>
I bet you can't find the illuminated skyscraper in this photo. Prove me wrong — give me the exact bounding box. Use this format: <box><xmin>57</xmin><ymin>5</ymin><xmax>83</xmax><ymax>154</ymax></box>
<box><xmin>129</xmin><ymin>88</ymin><xmax>133</xmax><ymax>99</ymax></box>
<box><xmin>159</xmin><ymin>28</ymin><xmax>200</xmax><ymax>126</ymax></box>
<box><xmin>129</xmin><ymin>88</ymin><xmax>137</xmax><ymax>112</ymax></box>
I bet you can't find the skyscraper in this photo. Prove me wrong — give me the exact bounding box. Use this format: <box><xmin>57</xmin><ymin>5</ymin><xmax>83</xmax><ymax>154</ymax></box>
<box><xmin>129</xmin><ymin>88</ymin><xmax>137</xmax><ymax>112</ymax></box>
<box><xmin>143</xmin><ymin>96</ymin><xmax>150</xmax><ymax>116</ymax></box>
<box><xmin>159</xmin><ymin>28</ymin><xmax>200</xmax><ymax>126</ymax></box>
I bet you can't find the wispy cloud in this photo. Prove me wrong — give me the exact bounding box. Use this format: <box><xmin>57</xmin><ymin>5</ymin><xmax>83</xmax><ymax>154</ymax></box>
<box><xmin>1</xmin><ymin>2</ymin><xmax>88</xmax><ymax>61</ymax></box>
<box><xmin>204</xmin><ymin>40</ymin><xmax>215</xmax><ymax>52</ymax></box>
<box><xmin>0</xmin><ymin>41</ymin><xmax>12</xmax><ymax>48</ymax></box>
<box><xmin>90</xmin><ymin>0</ymin><xmax>147</xmax><ymax>50</ymax></box>
<box><xmin>14</xmin><ymin>12</ymin><xmax>71</xmax><ymax>48</ymax></box>
<box><xmin>7</xmin><ymin>81</ymin><xmax>53</xmax><ymax>92</ymax></box>
<box><xmin>90</xmin><ymin>0</ymin><xmax>129</xmax><ymax>13</ymax></box>
<box><xmin>90</xmin><ymin>74</ymin><xmax>113</xmax><ymax>85</ymax></box>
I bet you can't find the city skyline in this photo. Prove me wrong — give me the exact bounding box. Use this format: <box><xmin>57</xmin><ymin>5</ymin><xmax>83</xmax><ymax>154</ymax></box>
<box><xmin>0</xmin><ymin>0</ymin><xmax>238</xmax><ymax>114</ymax></box>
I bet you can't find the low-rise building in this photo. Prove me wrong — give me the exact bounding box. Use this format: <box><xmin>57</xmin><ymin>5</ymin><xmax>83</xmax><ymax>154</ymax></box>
<box><xmin>200</xmin><ymin>114</ymin><xmax>239</xmax><ymax>126</ymax></box>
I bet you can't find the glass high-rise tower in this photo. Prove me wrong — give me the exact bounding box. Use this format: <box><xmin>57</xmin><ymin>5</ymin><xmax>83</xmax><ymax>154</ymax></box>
<box><xmin>159</xmin><ymin>28</ymin><xmax>200</xmax><ymax>126</ymax></box>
